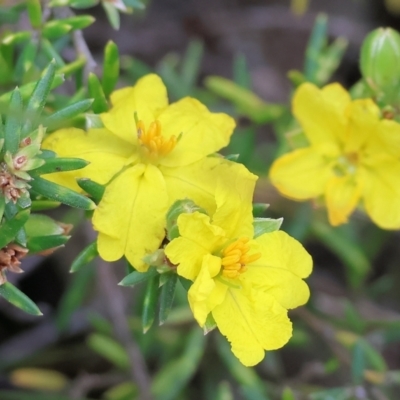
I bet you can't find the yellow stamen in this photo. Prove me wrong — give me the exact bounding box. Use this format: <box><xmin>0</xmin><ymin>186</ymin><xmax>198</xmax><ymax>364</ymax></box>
<box><xmin>137</xmin><ymin>119</ymin><xmax>177</xmax><ymax>160</ymax></box>
<box><xmin>220</xmin><ymin>237</ymin><xmax>261</xmax><ymax>279</ymax></box>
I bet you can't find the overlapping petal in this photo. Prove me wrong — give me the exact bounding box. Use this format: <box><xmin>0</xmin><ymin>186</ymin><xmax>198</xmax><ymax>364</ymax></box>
<box><xmin>161</xmin><ymin>157</ymin><xmax>241</xmax><ymax>216</ymax></box>
<box><xmin>187</xmin><ymin>254</ymin><xmax>225</xmax><ymax>326</ymax></box>
<box><xmin>101</xmin><ymin>74</ymin><xmax>168</xmax><ymax>144</ymax></box>
<box><xmin>244</xmin><ymin>231</ymin><xmax>312</xmax><ymax>309</ymax></box>
<box><xmin>42</xmin><ymin>128</ymin><xmax>133</xmax><ymax>191</ymax></box>
<box><xmin>212</xmin><ymin>287</ymin><xmax>292</xmax><ymax>366</ymax></box>
<box><xmin>211</xmin><ymin>162</ymin><xmax>257</xmax><ymax>239</ymax></box>
<box><xmin>165</xmin><ymin>212</ymin><xmax>226</xmax><ymax>280</ymax></box>
<box><xmin>325</xmin><ymin>175</ymin><xmax>361</xmax><ymax>226</ymax></box>
<box><xmin>158</xmin><ymin>98</ymin><xmax>235</xmax><ymax>167</ymax></box>
<box><xmin>344</xmin><ymin>99</ymin><xmax>380</xmax><ymax>154</ymax></box>
<box><xmin>93</xmin><ymin>163</ymin><xmax>168</xmax><ymax>271</ymax></box>
<box><xmin>361</xmin><ymin>156</ymin><xmax>400</xmax><ymax>229</ymax></box>
<box><xmin>270</xmin><ymin>146</ymin><xmax>336</xmax><ymax>200</ymax></box>
<box><xmin>293</xmin><ymin>83</ymin><xmax>350</xmax><ymax>145</ymax></box>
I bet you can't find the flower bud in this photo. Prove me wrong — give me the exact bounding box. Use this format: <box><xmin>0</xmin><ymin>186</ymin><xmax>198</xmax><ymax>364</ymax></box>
<box><xmin>360</xmin><ymin>27</ymin><xmax>400</xmax><ymax>94</ymax></box>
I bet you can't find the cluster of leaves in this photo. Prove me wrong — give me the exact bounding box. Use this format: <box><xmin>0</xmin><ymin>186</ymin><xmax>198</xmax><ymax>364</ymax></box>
<box><xmin>0</xmin><ymin>0</ymin><xmax>140</xmax><ymax>313</ymax></box>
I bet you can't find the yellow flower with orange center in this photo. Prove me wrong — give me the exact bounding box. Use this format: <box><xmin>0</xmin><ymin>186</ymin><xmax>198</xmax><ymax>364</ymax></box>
<box><xmin>42</xmin><ymin>74</ymin><xmax>255</xmax><ymax>271</ymax></box>
<box><xmin>270</xmin><ymin>82</ymin><xmax>400</xmax><ymax>228</ymax></box>
<box><xmin>165</xmin><ymin>176</ymin><xmax>312</xmax><ymax>366</ymax></box>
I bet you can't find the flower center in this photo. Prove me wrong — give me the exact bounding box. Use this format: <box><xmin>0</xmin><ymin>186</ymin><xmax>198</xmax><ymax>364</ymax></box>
<box><xmin>137</xmin><ymin>120</ymin><xmax>177</xmax><ymax>161</ymax></box>
<box><xmin>220</xmin><ymin>237</ymin><xmax>261</xmax><ymax>279</ymax></box>
<box><xmin>333</xmin><ymin>152</ymin><xmax>358</xmax><ymax>177</ymax></box>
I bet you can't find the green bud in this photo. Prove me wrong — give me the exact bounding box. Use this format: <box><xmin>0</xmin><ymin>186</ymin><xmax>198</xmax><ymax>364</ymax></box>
<box><xmin>360</xmin><ymin>27</ymin><xmax>400</xmax><ymax>94</ymax></box>
<box><xmin>166</xmin><ymin>199</ymin><xmax>207</xmax><ymax>241</ymax></box>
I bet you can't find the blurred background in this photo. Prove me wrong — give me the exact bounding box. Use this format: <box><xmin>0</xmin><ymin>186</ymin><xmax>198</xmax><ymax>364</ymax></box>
<box><xmin>2</xmin><ymin>0</ymin><xmax>400</xmax><ymax>399</ymax></box>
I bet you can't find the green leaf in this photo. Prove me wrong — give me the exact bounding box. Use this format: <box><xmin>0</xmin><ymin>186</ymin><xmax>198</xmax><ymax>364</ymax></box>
<box><xmin>203</xmin><ymin>312</ymin><xmax>217</xmax><ymax>334</ymax></box>
<box><xmin>77</xmin><ymin>178</ymin><xmax>105</xmax><ymax>203</ymax></box>
<box><xmin>351</xmin><ymin>340</ymin><xmax>365</xmax><ymax>385</ymax></box>
<box><xmin>205</xmin><ymin>76</ymin><xmax>284</xmax><ymax>124</ymax></box>
<box><xmin>309</xmin><ymin>388</ymin><xmax>353</xmax><ymax>400</ymax></box>
<box><xmin>58</xmin><ymin>57</ymin><xmax>86</xmax><ymax>79</ymax></box>
<box><xmin>124</xmin><ymin>0</ymin><xmax>145</xmax><ymax>9</ymax></box>
<box><xmin>2</xmin><ymin>31</ymin><xmax>31</xmax><ymax>46</ymax></box>
<box><xmin>253</xmin><ymin>217</ymin><xmax>283</xmax><ymax>238</ymax></box>
<box><xmin>14</xmin><ymin>41</ymin><xmax>38</xmax><ymax>83</ymax></box>
<box><xmin>88</xmin><ymin>73</ymin><xmax>109</xmax><ymax>113</ymax></box>
<box><xmin>252</xmin><ymin>203</ymin><xmax>269</xmax><ymax>217</ymax></box>
<box><xmin>22</xmin><ymin>60</ymin><xmax>56</xmax><ymax>136</ymax></box>
<box><xmin>142</xmin><ymin>275</ymin><xmax>159</xmax><ymax>333</ymax></box>
<box><xmin>159</xmin><ymin>272</ymin><xmax>177</xmax><ymax>325</ymax></box>
<box><xmin>42</xmin><ymin>21</ymin><xmax>72</xmax><ymax>40</ymax></box>
<box><xmin>151</xmin><ymin>329</ymin><xmax>206</xmax><ymax>400</ymax></box>
<box><xmin>56</xmin><ymin>265</ymin><xmax>95</xmax><ymax>331</ymax></box>
<box><xmin>315</xmin><ymin>37</ymin><xmax>348</xmax><ymax>85</ymax></box>
<box><xmin>70</xmin><ymin>241</ymin><xmax>98</xmax><ymax>273</ymax></box>
<box><xmin>304</xmin><ymin>13</ymin><xmax>328</xmax><ymax>83</ymax></box>
<box><xmin>281</xmin><ymin>387</ymin><xmax>295</xmax><ymax>400</ymax></box>
<box><xmin>102</xmin><ymin>41</ymin><xmax>120</xmax><ymax>97</ymax></box>
<box><xmin>30</xmin><ymin>176</ymin><xmax>96</xmax><ymax>210</ymax></box>
<box><xmin>61</xmin><ymin>15</ymin><xmax>95</xmax><ymax>30</ymax></box>
<box><xmin>0</xmin><ymin>73</ymin><xmax>64</xmax><ymax>104</ymax></box>
<box><xmin>45</xmin><ymin>99</ymin><xmax>93</xmax><ymax>130</ymax></box>
<box><xmin>4</xmin><ymin>88</ymin><xmax>22</xmax><ymax>155</ymax></box>
<box><xmin>181</xmin><ymin>40</ymin><xmax>203</xmax><ymax>90</ymax></box>
<box><xmin>25</xmin><ymin>214</ymin><xmax>65</xmax><ymax>237</ymax></box>
<box><xmin>27</xmin><ymin>0</ymin><xmax>42</xmax><ymax>29</ymax></box>
<box><xmin>0</xmin><ymin>282</ymin><xmax>42</xmax><ymax>316</ymax></box>
<box><xmin>87</xmin><ymin>333</ymin><xmax>129</xmax><ymax>369</ymax></box>
<box><xmin>41</xmin><ymin>39</ymin><xmax>65</xmax><ymax>67</ymax></box>
<box><xmin>27</xmin><ymin>235</ymin><xmax>69</xmax><ymax>253</ymax></box>
<box><xmin>69</xmin><ymin>0</ymin><xmax>99</xmax><ymax>8</ymax></box>
<box><xmin>34</xmin><ymin>157</ymin><xmax>89</xmax><ymax>175</ymax></box>
<box><xmin>233</xmin><ymin>53</ymin><xmax>251</xmax><ymax>89</ymax></box>
<box><xmin>102</xmin><ymin>2</ymin><xmax>120</xmax><ymax>30</ymax></box>
<box><xmin>0</xmin><ymin>209</ymin><xmax>30</xmax><ymax>249</ymax></box>
<box><xmin>31</xmin><ymin>200</ymin><xmax>60</xmax><ymax>211</ymax></box>
<box><xmin>119</xmin><ymin>267</ymin><xmax>158</xmax><ymax>287</ymax></box>
<box><xmin>85</xmin><ymin>113</ymin><xmax>104</xmax><ymax>129</ymax></box>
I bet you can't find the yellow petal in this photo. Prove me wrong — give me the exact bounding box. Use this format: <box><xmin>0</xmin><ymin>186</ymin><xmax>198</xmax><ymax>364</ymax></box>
<box><xmin>211</xmin><ymin>162</ymin><xmax>257</xmax><ymax>239</ymax></box>
<box><xmin>93</xmin><ymin>163</ymin><xmax>168</xmax><ymax>271</ymax></box>
<box><xmin>101</xmin><ymin>74</ymin><xmax>168</xmax><ymax>144</ymax></box>
<box><xmin>374</xmin><ymin>119</ymin><xmax>400</xmax><ymax>157</ymax></box>
<box><xmin>213</xmin><ymin>287</ymin><xmax>292</xmax><ymax>366</ymax></box>
<box><xmin>161</xmin><ymin>157</ymin><xmax>230</xmax><ymax>216</ymax></box>
<box><xmin>293</xmin><ymin>83</ymin><xmax>350</xmax><ymax>145</ymax></box>
<box><xmin>361</xmin><ymin>157</ymin><xmax>400</xmax><ymax>229</ymax></box>
<box><xmin>158</xmin><ymin>97</ymin><xmax>235</xmax><ymax>167</ymax></box>
<box><xmin>42</xmin><ymin>128</ymin><xmax>133</xmax><ymax>191</ymax></box>
<box><xmin>325</xmin><ymin>175</ymin><xmax>361</xmax><ymax>226</ymax></box>
<box><xmin>165</xmin><ymin>212</ymin><xmax>225</xmax><ymax>281</ymax></box>
<box><xmin>245</xmin><ymin>231</ymin><xmax>312</xmax><ymax>309</ymax></box>
<box><xmin>270</xmin><ymin>146</ymin><xmax>336</xmax><ymax>200</ymax></box>
<box><xmin>188</xmin><ymin>254</ymin><xmax>224</xmax><ymax>326</ymax></box>
<box><xmin>344</xmin><ymin>99</ymin><xmax>380</xmax><ymax>154</ymax></box>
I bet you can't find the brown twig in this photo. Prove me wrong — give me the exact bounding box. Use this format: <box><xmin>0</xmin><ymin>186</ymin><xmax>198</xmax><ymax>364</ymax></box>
<box><xmin>97</xmin><ymin>257</ymin><xmax>153</xmax><ymax>400</ymax></box>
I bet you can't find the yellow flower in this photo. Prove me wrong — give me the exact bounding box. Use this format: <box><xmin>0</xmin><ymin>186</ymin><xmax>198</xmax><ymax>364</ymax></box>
<box><xmin>270</xmin><ymin>82</ymin><xmax>400</xmax><ymax>228</ymax></box>
<box><xmin>43</xmin><ymin>74</ymin><xmax>252</xmax><ymax>271</ymax></box>
<box><xmin>165</xmin><ymin>178</ymin><xmax>312</xmax><ymax>366</ymax></box>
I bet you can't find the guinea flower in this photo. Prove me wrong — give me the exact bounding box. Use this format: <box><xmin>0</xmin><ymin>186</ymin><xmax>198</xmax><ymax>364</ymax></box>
<box><xmin>165</xmin><ymin>176</ymin><xmax>312</xmax><ymax>366</ymax></box>
<box><xmin>42</xmin><ymin>74</ymin><xmax>254</xmax><ymax>271</ymax></box>
<box><xmin>270</xmin><ymin>82</ymin><xmax>400</xmax><ymax>228</ymax></box>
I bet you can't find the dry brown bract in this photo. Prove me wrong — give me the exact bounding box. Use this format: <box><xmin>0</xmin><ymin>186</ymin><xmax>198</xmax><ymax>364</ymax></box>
<box><xmin>0</xmin><ymin>243</ymin><xmax>28</xmax><ymax>285</ymax></box>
